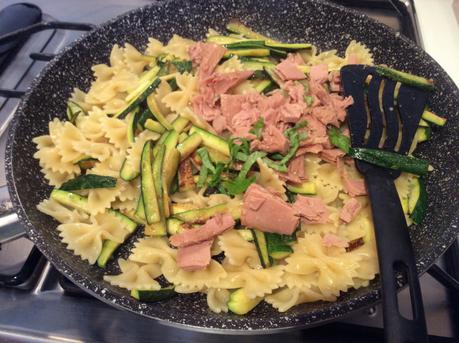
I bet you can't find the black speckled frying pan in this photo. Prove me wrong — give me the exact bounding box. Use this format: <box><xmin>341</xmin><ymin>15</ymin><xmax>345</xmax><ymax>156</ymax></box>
<box><xmin>5</xmin><ymin>0</ymin><xmax>459</xmax><ymax>333</ymax></box>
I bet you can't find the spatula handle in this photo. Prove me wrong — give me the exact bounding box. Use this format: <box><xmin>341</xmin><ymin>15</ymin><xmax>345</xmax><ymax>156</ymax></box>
<box><xmin>365</xmin><ymin>168</ymin><xmax>428</xmax><ymax>343</ymax></box>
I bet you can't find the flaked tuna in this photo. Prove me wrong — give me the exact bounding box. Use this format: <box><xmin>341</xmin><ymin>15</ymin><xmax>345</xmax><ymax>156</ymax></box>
<box><xmin>250</xmin><ymin>124</ymin><xmax>289</xmax><ymax>154</ymax></box>
<box><xmin>293</xmin><ymin>195</ymin><xmax>330</xmax><ymax>224</ymax></box>
<box><xmin>340</xmin><ymin>197</ymin><xmax>362</xmax><ymax>223</ymax></box>
<box><xmin>241</xmin><ymin>184</ymin><xmax>299</xmax><ymax>235</ymax></box>
<box><xmin>309</xmin><ymin>64</ymin><xmax>328</xmax><ymax>84</ymax></box>
<box><xmin>189</xmin><ymin>42</ymin><xmax>227</xmax><ymax>80</ymax></box>
<box><xmin>337</xmin><ymin>158</ymin><xmax>367</xmax><ymax>197</ymax></box>
<box><xmin>320</xmin><ymin>148</ymin><xmax>345</xmax><ymax>164</ymax></box>
<box><xmin>177</xmin><ymin>240</ymin><xmax>213</xmax><ymax>271</ymax></box>
<box><xmin>322</xmin><ymin>233</ymin><xmax>349</xmax><ymax>248</ymax></box>
<box><xmin>275</xmin><ymin>59</ymin><xmax>306</xmax><ymax>81</ymax></box>
<box><xmin>169</xmin><ymin>213</ymin><xmax>235</xmax><ymax>248</ymax></box>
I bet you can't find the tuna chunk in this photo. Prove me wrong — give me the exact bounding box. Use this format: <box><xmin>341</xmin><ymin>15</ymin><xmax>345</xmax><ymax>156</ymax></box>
<box><xmin>328</xmin><ymin>71</ymin><xmax>341</xmax><ymax>92</ymax></box>
<box><xmin>300</xmin><ymin>114</ymin><xmax>329</xmax><ymax>147</ymax></box>
<box><xmin>241</xmin><ymin>184</ymin><xmax>299</xmax><ymax>235</ymax></box>
<box><xmin>205</xmin><ymin>70</ymin><xmax>254</xmax><ymax>95</ymax></box>
<box><xmin>287</xmin><ymin>155</ymin><xmax>306</xmax><ymax>181</ymax></box>
<box><xmin>229</xmin><ymin>107</ymin><xmax>258</xmax><ymax>139</ymax></box>
<box><xmin>320</xmin><ymin>148</ymin><xmax>345</xmax><ymax>164</ymax></box>
<box><xmin>337</xmin><ymin>158</ymin><xmax>367</xmax><ymax>197</ymax></box>
<box><xmin>296</xmin><ymin>144</ymin><xmax>324</xmax><ymax>156</ymax></box>
<box><xmin>250</xmin><ymin>124</ymin><xmax>289</xmax><ymax>154</ymax></box>
<box><xmin>340</xmin><ymin>197</ymin><xmax>362</xmax><ymax>223</ymax></box>
<box><xmin>275</xmin><ymin>59</ymin><xmax>306</xmax><ymax>81</ymax></box>
<box><xmin>169</xmin><ymin>213</ymin><xmax>235</xmax><ymax>248</ymax></box>
<box><xmin>177</xmin><ymin>240</ymin><xmax>213</xmax><ymax>271</ymax></box>
<box><xmin>192</xmin><ymin>87</ymin><xmax>220</xmax><ymax>121</ymax></box>
<box><xmin>189</xmin><ymin>42</ymin><xmax>227</xmax><ymax>80</ymax></box>
<box><xmin>322</xmin><ymin>234</ymin><xmax>349</xmax><ymax>248</ymax></box>
<box><xmin>309</xmin><ymin>64</ymin><xmax>328</xmax><ymax>84</ymax></box>
<box><xmin>221</xmin><ymin>94</ymin><xmax>244</xmax><ymax>119</ymax></box>
<box><xmin>293</xmin><ymin>195</ymin><xmax>330</xmax><ymax>224</ymax></box>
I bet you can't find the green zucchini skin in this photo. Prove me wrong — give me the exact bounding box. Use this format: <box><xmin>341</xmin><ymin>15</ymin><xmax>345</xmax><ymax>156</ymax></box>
<box><xmin>251</xmin><ymin>229</ymin><xmax>272</xmax><ymax>268</ymax></box>
<box><xmin>66</xmin><ymin>100</ymin><xmax>87</xmax><ymax>123</ymax></box>
<box><xmin>374</xmin><ymin>65</ymin><xmax>434</xmax><ymax>91</ymax></box>
<box><xmin>189</xmin><ymin>126</ymin><xmax>230</xmax><ymax>156</ymax></box>
<box><xmin>265</xmin><ymin>233</ymin><xmax>293</xmax><ymax>260</ymax></box>
<box><xmin>140</xmin><ymin>140</ymin><xmax>161</xmax><ymax>224</ymax></box>
<box><xmin>60</xmin><ymin>174</ymin><xmax>117</xmax><ymax>191</ymax></box>
<box><xmin>97</xmin><ymin>240</ymin><xmax>121</xmax><ymax>268</ymax></box>
<box><xmin>144</xmin><ymin>118</ymin><xmax>166</xmax><ymax>133</ymax></box>
<box><xmin>131</xmin><ymin>286</ymin><xmax>176</xmax><ymax>302</ymax></box>
<box><xmin>127</xmin><ymin>108</ymin><xmax>141</xmax><ymax>144</ymax></box>
<box><xmin>173</xmin><ymin>203</ymin><xmax>240</xmax><ymax>223</ymax></box>
<box><xmin>115</xmin><ymin>77</ymin><xmax>161</xmax><ymax>119</ymax></box>
<box><xmin>349</xmin><ymin>147</ymin><xmax>432</xmax><ymax>176</ymax></box>
<box><xmin>265</xmin><ymin>42</ymin><xmax>312</xmax><ymax>50</ymax></box>
<box><xmin>255</xmin><ymin>79</ymin><xmax>277</xmax><ymax>94</ymax></box>
<box><xmin>171</xmin><ymin>116</ymin><xmax>190</xmax><ymax>133</ymax></box>
<box><xmin>150</xmin><ymin>144</ymin><xmax>167</xmax><ymax>235</ymax></box>
<box><xmin>421</xmin><ymin>110</ymin><xmax>446</xmax><ymax>126</ymax></box>
<box><xmin>409</xmin><ymin>178</ymin><xmax>428</xmax><ymax>225</ymax></box>
<box><xmin>177</xmin><ymin>132</ymin><xmax>202</xmax><ymax>161</ymax></box>
<box><xmin>227</xmin><ymin>288</ymin><xmax>262</xmax><ymax>315</ymax></box>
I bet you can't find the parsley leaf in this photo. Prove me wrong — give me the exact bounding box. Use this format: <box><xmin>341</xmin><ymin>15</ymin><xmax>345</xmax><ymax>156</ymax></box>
<box><xmin>249</xmin><ymin>117</ymin><xmax>265</xmax><ymax>139</ymax></box>
<box><xmin>197</xmin><ymin>148</ymin><xmax>216</xmax><ymax>173</ymax></box>
<box><xmin>327</xmin><ymin>126</ymin><xmax>350</xmax><ymax>153</ymax></box>
<box><xmin>171</xmin><ymin>60</ymin><xmax>193</xmax><ymax>73</ymax></box>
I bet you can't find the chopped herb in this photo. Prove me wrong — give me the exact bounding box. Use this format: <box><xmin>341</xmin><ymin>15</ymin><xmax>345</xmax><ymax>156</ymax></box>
<box><xmin>328</xmin><ymin>126</ymin><xmax>350</xmax><ymax>153</ymax></box>
<box><xmin>269</xmin><ymin>153</ymin><xmax>284</xmax><ymax>161</ymax></box>
<box><xmin>171</xmin><ymin>60</ymin><xmax>193</xmax><ymax>73</ymax></box>
<box><xmin>209</xmin><ymin>163</ymin><xmax>225</xmax><ymax>187</ymax></box>
<box><xmin>197</xmin><ymin>148</ymin><xmax>216</xmax><ymax>173</ymax></box>
<box><xmin>222</xmin><ymin>176</ymin><xmax>256</xmax><ymax>195</ymax></box>
<box><xmin>229</xmin><ymin>138</ymin><xmax>251</xmax><ymax>162</ymax></box>
<box><xmin>249</xmin><ymin>117</ymin><xmax>265</xmax><ymax>139</ymax></box>
<box><xmin>304</xmin><ymin>95</ymin><xmax>314</xmax><ymax>107</ymax></box>
<box><xmin>262</xmin><ymin>157</ymin><xmax>288</xmax><ymax>172</ymax></box>
<box><xmin>238</xmin><ymin>151</ymin><xmax>266</xmax><ymax>179</ymax></box>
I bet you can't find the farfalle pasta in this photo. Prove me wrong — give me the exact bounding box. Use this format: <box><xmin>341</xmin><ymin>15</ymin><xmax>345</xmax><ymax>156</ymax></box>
<box><xmin>34</xmin><ymin>20</ymin><xmax>433</xmax><ymax>316</ymax></box>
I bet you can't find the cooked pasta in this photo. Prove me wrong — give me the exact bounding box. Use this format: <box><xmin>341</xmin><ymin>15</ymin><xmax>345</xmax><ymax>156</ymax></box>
<box><xmin>34</xmin><ymin>21</ymin><xmax>432</xmax><ymax>316</ymax></box>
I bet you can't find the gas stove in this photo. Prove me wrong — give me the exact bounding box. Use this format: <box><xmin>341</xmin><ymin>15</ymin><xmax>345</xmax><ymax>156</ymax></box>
<box><xmin>0</xmin><ymin>1</ymin><xmax>458</xmax><ymax>342</ymax></box>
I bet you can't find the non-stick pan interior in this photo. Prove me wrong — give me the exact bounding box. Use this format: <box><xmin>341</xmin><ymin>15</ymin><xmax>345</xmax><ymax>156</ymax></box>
<box><xmin>6</xmin><ymin>0</ymin><xmax>459</xmax><ymax>332</ymax></box>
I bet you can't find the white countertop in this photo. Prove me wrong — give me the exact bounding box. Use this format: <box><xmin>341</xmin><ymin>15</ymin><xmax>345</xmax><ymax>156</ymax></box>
<box><xmin>415</xmin><ymin>0</ymin><xmax>459</xmax><ymax>86</ymax></box>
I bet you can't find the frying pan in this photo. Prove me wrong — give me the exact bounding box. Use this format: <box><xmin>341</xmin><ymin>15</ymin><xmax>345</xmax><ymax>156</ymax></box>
<box><xmin>5</xmin><ymin>0</ymin><xmax>459</xmax><ymax>333</ymax></box>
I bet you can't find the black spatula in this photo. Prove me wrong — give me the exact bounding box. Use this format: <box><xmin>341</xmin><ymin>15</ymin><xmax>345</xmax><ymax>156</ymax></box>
<box><xmin>341</xmin><ymin>64</ymin><xmax>429</xmax><ymax>343</ymax></box>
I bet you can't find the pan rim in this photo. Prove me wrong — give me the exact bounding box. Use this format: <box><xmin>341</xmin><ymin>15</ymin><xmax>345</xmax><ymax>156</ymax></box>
<box><xmin>5</xmin><ymin>0</ymin><xmax>459</xmax><ymax>333</ymax></box>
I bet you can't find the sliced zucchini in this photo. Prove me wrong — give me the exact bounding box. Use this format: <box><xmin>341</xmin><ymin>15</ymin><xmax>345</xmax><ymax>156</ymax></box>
<box><xmin>174</xmin><ymin>203</ymin><xmax>240</xmax><ymax>223</ymax></box>
<box><xmin>127</xmin><ymin>108</ymin><xmax>141</xmax><ymax>144</ymax></box>
<box><xmin>189</xmin><ymin>126</ymin><xmax>230</xmax><ymax>156</ymax></box>
<box><xmin>171</xmin><ymin>203</ymin><xmax>198</xmax><ymax>214</ymax></box>
<box><xmin>152</xmin><ymin>131</ymin><xmax>170</xmax><ymax>157</ymax></box>
<box><xmin>166</xmin><ymin>218</ymin><xmax>185</xmax><ymax>235</ymax></box>
<box><xmin>177</xmin><ymin>132</ymin><xmax>203</xmax><ymax>161</ymax></box>
<box><xmin>206</xmin><ymin>35</ymin><xmax>241</xmax><ymax>45</ymax></box>
<box><xmin>120</xmin><ymin>158</ymin><xmax>139</xmax><ymax>181</ymax></box>
<box><xmin>74</xmin><ymin>156</ymin><xmax>98</xmax><ymax>170</ymax></box>
<box><xmin>265</xmin><ymin>42</ymin><xmax>312</xmax><ymax>50</ymax></box>
<box><xmin>171</xmin><ymin>116</ymin><xmax>190</xmax><ymax>133</ymax></box>
<box><xmin>161</xmin><ymin>131</ymin><xmax>180</xmax><ymax>218</ymax></box>
<box><xmin>96</xmin><ymin>240</ymin><xmax>120</xmax><ymax>268</ymax></box>
<box><xmin>415</xmin><ymin>126</ymin><xmax>431</xmax><ymax>143</ymax></box>
<box><xmin>226</xmin><ymin>20</ymin><xmax>278</xmax><ymax>44</ymax></box>
<box><xmin>255</xmin><ymin>79</ymin><xmax>277</xmax><ymax>94</ymax></box>
<box><xmin>135</xmin><ymin>194</ymin><xmax>146</xmax><ymax>221</ymax></box>
<box><xmin>178</xmin><ymin>158</ymin><xmax>195</xmax><ymax>192</ymax></box>
<box><xmin>237</xmin><ymin>229</ymin><xmax>254</xmax><ymax>241</ymax></box>
<box><xmin>178</xmin><ymin>132</ymin><xmax>188</xmax><ymax>143</ymax></box>
<box><xmin>227</xmin><ymin>288</ymin><xmax>262</xmax><ymax>315</ymax></box>
<box><xmin>251</xmin><ymin>229</ymin><xmax>272</xmax><ymax>268</ymax></box>
<box><xmin>224</xmin><ymin>39</ymin><xmax>265</xmax><ymax>49</ymax></box>
<box><xmin>418</xmin><ymin>118</ymin><xmax>430</xmax><ymax>127</ymax></box>
<box><xmin>131</xmin><ymin>286</ymin><xmax>176</xmax><ymax>302</ymax></box>
<box><xmin>421</xmin><ymin>110</ymin><xmax>446</xmax><ymax>126</ymax></box>
<box><xmin>224</xmin><ymin>48</ymin><xmax>270</xmax><ymax>58</ymax></box>
<box><xmin>50</xmin><ymin>189</ymin><xmax>90</xmax><ymax>213</ymax></box>
<box><xmin>137</xmin><ymin>109</ymin><xmax>155</xmax><ymax>130</ymax></box>
<box><xmin>150</xmin><ymin>144</ymin><xmax>167</xmax><ymax>234</ymax></box>
<box><xmin>147</xmin><ymin>92</ymin><xmax>173</xmax><ymax>130</ymax></box>
<box><xmin>286</xmin><ymin>181</ymin><xmax>317</xmax><ymax>195</ymax></box>
<box><xmin>374</xmin><ymin>65</ymin><xmax>434</xmax><ymax>91</ymax></box>
<box><xmin>240</xmin><ymin>59</ymin><xmax>275</xmax><ymax>71</ymax></box>
<box><xmin>207</xmin><ymin>148</ymin><xmax>230</xmax><ymax>164</ymax></box>
<box><xmin>114</xmin><ymin>73</ymin><xmax>161</xmax><ymax>119</ymax></box>
<box><xmin>126</xmin><ymin>66</ymin><xmax>160</xmax><ymax>103</ymax></box>
<box><xmin>60</xmin><ymin>174</ymin><xmax>117</xmax><ymax>191</ymax></box>
<box><xmin>408</xmin><ymin>177</ymin><xmax>428</xmax><ymax>225</ymax></box>
<box><xmin>264</xmin><ymin>67</ymin><xmax>283</xmax><ymax>87</ymax></box>
<box><xmin>140</xmin><ymin>140</ymin><xmax>161</xmax><ymax>224</ymax></box>
<box><xmin>167</xmin><ymin>77</ymin><xmax>179</xmax><ymax>91</ymax></box>
<box><xmin>265</xmin><ymin>233</ymin><xmax>293</xmax><ymax>260</ymax></box>
<box><xmin>144</xmin><ymin>118</ymin><xmax>165</xmax><ymax>134</ymax></box>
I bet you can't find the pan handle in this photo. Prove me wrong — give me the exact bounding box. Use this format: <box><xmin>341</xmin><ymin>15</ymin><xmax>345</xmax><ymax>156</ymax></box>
<box><xmin>0</xmin><ymin>185</ymin><xmax>25</xmax><ymax>244</ymax></box>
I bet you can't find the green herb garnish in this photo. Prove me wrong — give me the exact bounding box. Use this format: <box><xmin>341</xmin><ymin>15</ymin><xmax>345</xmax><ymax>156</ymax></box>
<box><xmin>249</xmin><ymin>117</ymin><xmax>265</xmax><ymax>139</ymax></box>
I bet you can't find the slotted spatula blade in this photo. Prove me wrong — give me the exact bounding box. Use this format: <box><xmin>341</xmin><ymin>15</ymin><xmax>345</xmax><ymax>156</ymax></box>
<box><xmin>341</xmin><ymin>64</ymin><xmax>429</xmax><ymax>343</ymax></box>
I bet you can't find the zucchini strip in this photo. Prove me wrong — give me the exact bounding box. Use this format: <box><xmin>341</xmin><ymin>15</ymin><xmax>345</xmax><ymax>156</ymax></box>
<box><xmin>140</xmin><ymin>140</ymin><xmax>161</xmax><ymax>224</ymax></box>
<box><xmin>60</xmin><ymin>174</ymin><xmax>117</xmax><ymax>191</ymax></box>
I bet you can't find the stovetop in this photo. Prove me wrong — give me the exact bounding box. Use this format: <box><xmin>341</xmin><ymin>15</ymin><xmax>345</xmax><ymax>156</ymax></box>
<box><xmin>0</xmin><ymin>1</ymin><xmax>458</xmax><ymax>342</ymax></box>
